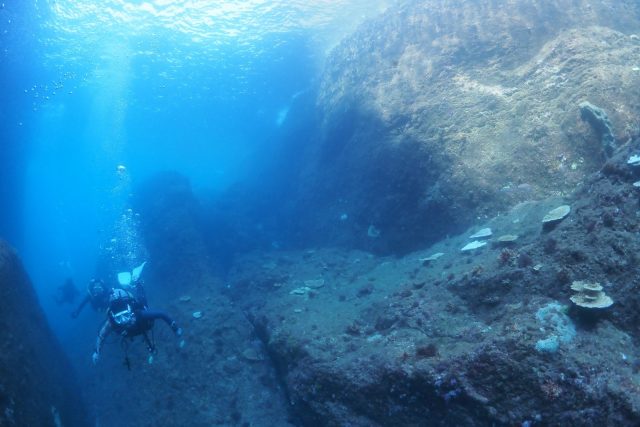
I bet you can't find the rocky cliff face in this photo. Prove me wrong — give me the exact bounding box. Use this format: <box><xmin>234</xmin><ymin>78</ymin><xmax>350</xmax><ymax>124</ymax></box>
<box><xmin>0</xmin><ymin>240</ymin><xmax>89</xmax><ymax>427</ymax></box>
<box><xmin>286</xmin><ymin>0</ymin><xmax>640</xmax><ymax>254</ymax></box>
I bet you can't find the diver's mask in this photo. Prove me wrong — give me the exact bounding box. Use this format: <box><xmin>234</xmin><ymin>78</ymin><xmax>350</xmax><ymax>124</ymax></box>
<box><xmin>112</xmin><ymin>304</ymin><xmax>135</xmax><ymax>326</ymax></box>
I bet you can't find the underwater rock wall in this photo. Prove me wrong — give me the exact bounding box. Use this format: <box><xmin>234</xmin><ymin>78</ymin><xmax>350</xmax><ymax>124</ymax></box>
<box><xmin>284</xmin><ymin>0</ymin><xmax>640</xmax><ymax>255</ymax></box>
<box><xmin>225</xmin><ymin>139</ymin><xmax>640</xmax><ymax>426</ymax></box>
<box><xmin>0</xmin><ymin>240</ymin><xmax>90</xmax><ymax>427</ymax></box>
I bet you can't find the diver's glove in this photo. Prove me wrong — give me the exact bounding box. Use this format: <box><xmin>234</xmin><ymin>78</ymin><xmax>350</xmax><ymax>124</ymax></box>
<box><xmin>92</xmin><ymin>351</ymin><xmax>99</xmax><ymax>365</ymax></box>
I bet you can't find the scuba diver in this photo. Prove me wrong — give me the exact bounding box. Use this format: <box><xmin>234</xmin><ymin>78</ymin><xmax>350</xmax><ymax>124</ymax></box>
<box><xmin>54</xmin><ymin>278</ymin><xmax>79</xmax><ymax>305</ymax></box>
<box><xmin>71</xmin><ymin>278</ymin><xmax>110</xmax><ymax>318</ymax></box>
<box><xmin>92</xmin><ymin>286</ymin><xmax>182</xmax><ymax>367</ymax></box>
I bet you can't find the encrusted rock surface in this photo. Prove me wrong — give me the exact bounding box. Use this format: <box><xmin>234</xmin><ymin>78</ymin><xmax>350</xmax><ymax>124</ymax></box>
<box><xmin>222</xmin><ymin>141</ymin><xmax>640</xmax><ymax>426</ymax></box>
<box><xmin>282</xmin><ymin>0</ymin><xmax>640</xmax><ymax>255</ymax></box>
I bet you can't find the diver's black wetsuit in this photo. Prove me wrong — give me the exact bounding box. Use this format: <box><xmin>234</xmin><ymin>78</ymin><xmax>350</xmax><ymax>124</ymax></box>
<box><xmin>94</xmin><ymin>308</ymin><xmax>176</xmax><ymax>354</ymax></box>
<box><xmin>72</xmin><ymin>282</ymin><xmax>110</xmax><ymax>318</ymax></box>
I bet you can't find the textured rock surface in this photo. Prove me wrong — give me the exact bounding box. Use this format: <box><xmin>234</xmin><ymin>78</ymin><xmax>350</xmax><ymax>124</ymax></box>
<box><xmin>284</xmin><ymin>0</ymin><xmax>640</xmax><ymax>255</ymax></box>
<box><xmin>0</xmin><ymin>240</ymin><xmax>90</xmax><ymax>427</ymax></box>
<box><xmin>226</xmin><ymin>140</ymin><xmax>640</xmax><ymax>425</ymax></box>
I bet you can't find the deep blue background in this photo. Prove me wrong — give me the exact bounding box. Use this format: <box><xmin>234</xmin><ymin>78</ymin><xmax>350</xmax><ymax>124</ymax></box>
<box><xmin>1</xmin><ymin>0</ymin><xmax>392</xmax><ymax>334</ymax></box>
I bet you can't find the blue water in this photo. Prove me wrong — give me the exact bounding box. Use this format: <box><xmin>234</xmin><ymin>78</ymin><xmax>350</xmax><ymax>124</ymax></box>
<box><xmin>0</xmin><ymin>0</ymin><xmax>394</xmax><ymax>328</ymax></box>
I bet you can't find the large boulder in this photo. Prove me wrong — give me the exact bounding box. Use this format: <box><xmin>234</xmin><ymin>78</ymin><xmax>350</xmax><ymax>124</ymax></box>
<box><xmin>0</xmin><ymin>240</ymin><xmax>90</xmax><ymax>427</ymax></box>
<box><xmin>285</xmin><ymin>0</ymin><xmax>640</xmax><ymax>254</ymax></box>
